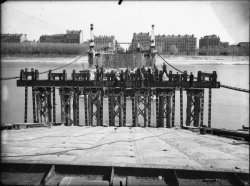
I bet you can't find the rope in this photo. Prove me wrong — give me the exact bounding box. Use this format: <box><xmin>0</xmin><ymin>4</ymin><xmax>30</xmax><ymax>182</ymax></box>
<box><xmin>0</xmin><ymin>55</ymin><xmax>83</xmax><ymax>81</ymax></box>
<box><xmin>156</xmin><ymin>53</ymin><xmax>250</xmax><ymax>94</ymax></box>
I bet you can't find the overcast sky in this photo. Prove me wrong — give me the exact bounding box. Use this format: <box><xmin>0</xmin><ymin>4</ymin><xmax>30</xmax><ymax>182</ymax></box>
<box><xmin>1</xmin><ymin>0</ymin><xmax>249</xmax><ymax>47</ymax></box>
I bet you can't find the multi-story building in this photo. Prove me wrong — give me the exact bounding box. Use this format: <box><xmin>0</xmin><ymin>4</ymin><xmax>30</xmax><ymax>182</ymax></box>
<box><xmin>238</xmin><ymin>42</ymin><xmax>249</xmax><ymax>56</ymax></box>
<box><xmin>165</xmin><ymin>34</ymin><xmax>197</xmax><ymax>55</ymax></box>
<box><xmin>199</xmin><ymin>35</ymin><xmax>232</xmax><ymax>55</ymax></box>
<box><xmin>39</xmin><ymin>30</ymin><xmax>83</xmax><ymax>43</ymax></box>
<box><xmin>131</xmin><ymin>32</ymin><xmax>151</xmax><ymax>52</ymax></box>
<box><xmin>199</xmin><ymin>35</ymin><xmax>220</xmax><ymax>49</ymax></box>
<box><xmin>131</xmin><ymin>33</ymin><xmax>197</xmax><ymax>55</ymax></box>
<box><xmin>220</xmin><ymin>41</ymin><xmax>229</xmax><ymax>48</ymax></box>
<box><xmin>1</xmin><ymin>33</ymin><xmax>27</xmax><ymax>43</ymax></box>
<box><xmin>94</xmin><ymin>35</ymin><xmax>116</xmax><ymax>51</ymax></box>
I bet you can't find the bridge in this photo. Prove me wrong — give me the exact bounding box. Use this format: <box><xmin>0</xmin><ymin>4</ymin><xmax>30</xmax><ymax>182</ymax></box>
<box><xmin>17</xmin><ymin>68</ymin><xmax>219</xmax><ymax>129</ymax></box>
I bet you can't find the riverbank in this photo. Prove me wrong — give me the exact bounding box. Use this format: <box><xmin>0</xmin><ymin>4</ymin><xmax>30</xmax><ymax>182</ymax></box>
<box><xmin>1</xmin><ymin>55</ymin><xmax>249</xmax><ymax>65</ymax></box>
<box><xmin>156</xmin><ymin>55</ymin><xmax>249</xmax><ymax>65</ymax></box>
<box><xmin>1</xmin><ymin>55</ymin><xmax>86</xmax><ymax>64</ymax></box>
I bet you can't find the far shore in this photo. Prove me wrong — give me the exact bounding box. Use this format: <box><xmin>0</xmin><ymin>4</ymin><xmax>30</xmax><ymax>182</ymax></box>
<box><xmin>1</xmin><ymin>54</ymin><xmax>249</xmax><ymax>65</ymax></box>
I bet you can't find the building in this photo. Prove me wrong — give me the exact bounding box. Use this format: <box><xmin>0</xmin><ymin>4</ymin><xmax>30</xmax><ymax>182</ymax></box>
<box><xmin>219</xmin><ymin>41</ymin><xmax>229</xmax><ymax>48</ymax></box>
<box><xmin>238</xmin><ymin>42</ymin><xmax>249</xmax><ymax>56</ymax></box>
<box><xmin>1</xmin><ymin>33</ymin><xmax>27</xmax><ymax>43</ymax></box>
<box><xmin>199</xmin><ymin>35</ymin><xmax>232</xmax><ymax>55</ymax></box>
<box><xmin>131</xmin><ymin>33</ymin><xmax>197</xmax><ymax>55</ymax></box>
<box><xmin>131</xmin><ymin>32</ymin><xmax>151</xmax><ymax>52</ymax></box>
<box><xmin>199</xmin><ymin>35</ymin><xmax>220</xmax><ymax>49</ymax></box>
<box><xmin>39</xmin><ymin>30</ymin><xmax>83</xmax><ymax>43</ymax></box>
<box><xmin>165</xmin><ymin>34</ymin><xmax>197</xmax><ymax>55</ymax></box>
<box><xmin>94</xmin><ymin>35</ymin><xmax>116</xmax><ymax>51</ymax></box>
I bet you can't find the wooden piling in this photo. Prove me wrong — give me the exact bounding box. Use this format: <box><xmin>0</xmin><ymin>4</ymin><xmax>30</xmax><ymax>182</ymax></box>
<box><xmin>166</xmin><ymin>95</ymin><xmax>172</xmax><ymax>128</ymax></box>
<box><xmin>208</xmin><ymin>88</ymin><xmax>212</xmax><ymax>128</ymax></box>
<box><xmin>100</xmin><ymin>94</ymin><xmax>103</xmax><ymax>126</ymax></box>
<box><xmin>148</xmin><ymin>93</ymin><xmax>151</xmax><ymax>127</ymax></box>
<box><xmin>47</xmin><ymin>88</ymin><xmax>52</xmax><ymax>123</ymax></box>
<box><xmin>194</xmin><ymin>96</ymin><xmax>201</xmax><ymax>127</ymax></box>
<box><xmin>84</xmin><ymin>94</ymin><xmax>88</xmax><ymax>126</ymax></box>
<box><xmin>186</xmin><ymin>92</ymin><xmax>192</xmax><ymax>126</ymax></box>
<box><xmin>132</xmin><ymin>97</ymin><xmax>135</xmax><ymax>127</ymax></box>
<box><xmin>24</xmin><ymin>86</ymin><xmax>28</xmax><ymax>123</ymax></box>
<box><xmin>119</xmin><ymin>93</ymin><xmax>124</xmax><ymax>127</ymax></box>
<box><xmin>52</xmin><ymin>87</ymin><xmax>56</xmax><ymax>123</ymax></box>
<box><xmin>158</xmin><ymin>94</ymin><xmax>164</xmax><ymax>127</ymax></box>
<box><xmin>180</xmin><ymin>88</ymin><xmax>183</xmax><ymax>127</ymax></box>
<box><xmin>171</xmin><ymin>89</ymin><xmax>175</xmax><ymax>127</ymax></box>
<box><xmin>32</xmin><ymin>87</ymin><xmax>36</xmax><ymax>123</ymax></box>
<box><xmin>123</xmin><ymin>96</ymin><xmax>126</xmax><ymax>126</ymax></box>
<box><xmin>156</xmin><ymin>94</ymin><xmax>159</xmax><ymax>127</ymax></box>
<box><xmin>88</xmin><ymin>94</ymin><xmax>93</xmax><ymax>126</ymax></box>
<box><xmin>96</xmin><ymin>93</ymin><xmax>101</xmax><ymax>126</ymax></box>
<box><xmin>109</xmin><ymin>95</ymin><xmax>112</xmax><ymax>126</ymax></box>
<box><xmin>134</xmin><ymin>93</ymin><xmax>139</xmax><ymax>127</ymax></box>
<box><xmin>200</xmin><ymin>89</ymin><xmax>204</xmax><ymax>127</ymax></box>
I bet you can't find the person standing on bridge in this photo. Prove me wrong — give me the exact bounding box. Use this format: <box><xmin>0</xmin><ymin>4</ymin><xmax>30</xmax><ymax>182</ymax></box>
<box><xmin>189</xmin><ymin>72</ymin><xmax>194</xmax><ymax>87</ymax></box>
<box><xmin>162</xmin><ymin>62</ymin><xmax>168</xmax><ymax>76</ymax></box>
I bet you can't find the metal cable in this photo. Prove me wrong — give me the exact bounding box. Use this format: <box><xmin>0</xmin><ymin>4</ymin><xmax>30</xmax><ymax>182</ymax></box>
<box><xmin>0</xmin><ymin>55</ymin><xmax>83</xmax><ymax>81</ymax></box>
<box><xmin>157</xmin><ymin>53</ymin><xmax>250</xmax><ymax>94</ymax></box>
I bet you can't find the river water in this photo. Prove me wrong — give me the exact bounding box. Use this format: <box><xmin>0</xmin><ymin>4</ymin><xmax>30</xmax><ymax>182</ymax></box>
<box><xmin>1</xmin><ymin>56</ymin><xmax>249</xmax><ymax>130</ymax></box>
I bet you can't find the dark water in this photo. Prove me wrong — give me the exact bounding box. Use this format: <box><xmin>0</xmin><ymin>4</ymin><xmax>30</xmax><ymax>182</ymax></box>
<box><xmin>1</xmin><ymin>56</ymin><xmax>249</xmax><ymax>130</ymax></box>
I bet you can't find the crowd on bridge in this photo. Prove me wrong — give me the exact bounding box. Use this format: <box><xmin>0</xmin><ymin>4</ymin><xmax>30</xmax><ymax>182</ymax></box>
<box><xmin>81</xmin><ymin>63</ymin><xmax>198</xmax><ymax>87</ymax></box>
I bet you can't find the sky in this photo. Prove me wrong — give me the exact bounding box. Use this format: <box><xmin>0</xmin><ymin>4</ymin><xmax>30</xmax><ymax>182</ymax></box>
<box><xmin>1</xmin><ymin>0</ymin><xmax>249</xmax><ymax>48</ymax></box>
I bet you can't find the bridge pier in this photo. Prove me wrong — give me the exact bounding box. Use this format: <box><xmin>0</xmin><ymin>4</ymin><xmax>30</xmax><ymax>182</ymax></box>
<box><xmin>108</xmin><ymin>93</ymin><xmax>124</xmax><ymax>127</ymax></box>
<box><xmin>88</xmin><ymin>92</ymin><xmax>102</xmax><ymax>126</ymax></box>
<box><xmin>157</xmin><ymin>90</ymin><xmax>174</xmax><ymax>128</ymax></box>
<box><xmin>186</xmin><ymin>89</ymin><xmax>204</xmax><ymax>127</ymax></box>
<box><xmin>132</xmin><ymin>92</ymin><xmax>150</xmax><ymax>127</ymax></box>
<box><xmin>60</xmin><ymin>88</ymin><xmax>73</xmax><ymax>126</ymax></box>
<box><xmin>35</xmin><ymin>87</ymin><xmax>52</xmax><ymax>124</ymax></box>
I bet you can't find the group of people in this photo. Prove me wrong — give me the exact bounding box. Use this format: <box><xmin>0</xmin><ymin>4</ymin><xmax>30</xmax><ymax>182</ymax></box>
<box><xmin>88</xmin><ymin>63</ymin><xmax>195</xmax><ymax>87</ymax></box>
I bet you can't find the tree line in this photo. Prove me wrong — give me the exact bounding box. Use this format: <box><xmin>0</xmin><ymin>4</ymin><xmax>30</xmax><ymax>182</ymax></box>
<box><xmin>1</xmin><ymin>42</ymin><xmax>89</xmax><ymax>56</ymax></box>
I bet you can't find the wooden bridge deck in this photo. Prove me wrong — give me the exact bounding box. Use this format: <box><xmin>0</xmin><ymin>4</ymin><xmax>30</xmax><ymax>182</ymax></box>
<box><xmin>1</xmin><ymin>126</ymin><xmax>249</xmax><ymax>173</ymax></box>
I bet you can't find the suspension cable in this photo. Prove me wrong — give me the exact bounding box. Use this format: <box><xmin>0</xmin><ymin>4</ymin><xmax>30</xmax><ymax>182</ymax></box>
<box><xmin>0</xmin><ymin>55</ymin><xmax>83</xmax><ymax>81</ymax></box>
<box><xmin>157</xmin><ymin>53</ymin><xmax>250</xmax><ymax>93</ymax></box>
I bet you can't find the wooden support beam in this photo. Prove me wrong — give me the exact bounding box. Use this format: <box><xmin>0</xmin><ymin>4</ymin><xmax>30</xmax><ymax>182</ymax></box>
<box><xmin>148</xmin><ymin>93</ymin><xmax>151</xmax><ymax>127</ymax></box>
<box><xmin>47</xmin><ymin>88</ymin><xmax>52</xmax><ymax>123</ymax></box>
<box><xmin>156</xmin><ymin>94</ymin><xmax>159</xmax><ymax>127</ymax></box>
<box><xmin>166</xmin><ymin>95</ymin><xmax>172</xmax><ymax>128</ymax></box>
<box><xmin>88</xmin><ymin>94</ymin><xmax>93</xmax><ymax>126</ymax></box>
<box><xmin>24</xmin><ymin>86</ymin><xmax>28</xmax><ymax>123</ymax></box>
<box><xmin>144</xmin><ymin>93</ymin><xmax>148</xmax><ymax>127</ymax></box>
<box><xmin>171</xmin><ymin>89</ymin><xmax>175</xmax><ymax>127</ymax></box>
<box><xmin>96</xmin><ymin>93</ymin><xmax>101</xmax><ymax>126</ymax></box>
<box><xmin>100</xmin><ymin>95</ymin><xmax>103</xmax><ymax>126</ymax></box>
<box><xmin>180</xmin><ymin>88</ymin><xmax>183</xmax><ymax>127</ymax></box>
<box><xmin>84</xmin><ymin>94</ymin><xmax>88</xmax><ymax>126</ymax></box>
<box><xmin>73</xmin><ymin>88</ymin><xmax>79</xmax><ymax>126</ymax></box>
<box><xmin>200</xmin><ymin>89</ymin><xmax>204</xmax><ymax>127</ymax></box>
<box><xmin>186</xmin><ymin>92</ymin><xmax>192</xmax><ymax>126</ymax></box>
<box><xmin>194</xmin><ymin>96</ymin><xmax>201</xmax><ymax>127</ymax></box>
<box><xmin>119</xmin><ymin>93</ymin><xmax>124</xmax><ymax>127</ymax></box>
<box><xmin>208</xmin><ymin>88</ymin><xmax>212</xmax><ymax>128</ymax></box>
<box><xmin>158</xmin><ymin>95</ymin><xmax>164</xmax><ymax>127</ymax></box>
<box><xmin>123</xmin><ymin>96</ymin><xmax>126</xmax><ymax>126</ymax></box>
<box><xmin>32</xmin><ymin>87</ymin><xmax>36</xmax><ymax>123</ymax></box>
<box><xmin>132</xmin><ymin>97</ymin><xmax>135</xmax><ymax>127</ymax></box>
<box><xmin>134</xmin><ymin>93</ymin><xmax>139</xmax><ymax>127</ymax></box>
<box><xmin>109</xmin><ymin>95</ymin><xmax>115</xmax><ymax>126</ymax></box>
<box><xmin>52</xmin><ymin>87</ymin><xmax>56</xmax><ymax>123</ymax></box>
<box><xmin>109</xmin><ymin>95</ymin><xmax>112</xmax><ymax>126</ymax></box>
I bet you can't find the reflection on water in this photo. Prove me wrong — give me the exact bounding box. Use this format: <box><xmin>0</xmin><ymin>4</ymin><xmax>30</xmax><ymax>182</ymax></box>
<box><xmin>1</xmin><ymin>56</ymin><xmax>249</xmax><ymax>130</ymax></box>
